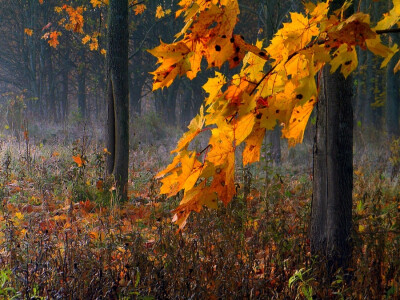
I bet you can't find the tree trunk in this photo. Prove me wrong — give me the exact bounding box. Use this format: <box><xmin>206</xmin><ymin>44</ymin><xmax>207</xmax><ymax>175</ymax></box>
<box><xmin>180</xmin><ymin>84</ymin><xmax>193</xmax><ymax>128</ymax></box>
<box><xmin>129</xmin><ymin>70</ymin><xmax>144</xmax><ymax>116</ymax></box>
<box><xmin>60</xmin><ymin>47</ymin><xmax>70</xmax><ymax>122</ymax></box>
<box><xmin>47</xmin><ymin>48</ymin><xmax>56</xmax><ymax>121</ymax></box>
<box><xmin>386</xmin><ymin>39</ymin><xmax>400</xmax><ymax>138</ymax></box>
<box><xmin>106</xmin><ymin>0</ymin><xmax>129</xmax><ymax>201</ymax></box>
<box><xmin>271</xmin><ymin>125</ymin><xmax>281</xmax><ymax>165</ymax></box>
<box><xmin>155</xmin><ymin>82</ymin><xmax>179</xmax><ymax>126</ymax></box>
<box><xmin>311</xmin><ymin>1</ymin><xmax>354</xmax><ymax>278</ymax></box>
<box><xmin>311</xmin><ymin>65</ymin><xmax>353</xmax><ymax>277</ymax></box>
<box><xmin>78</xmin><ymin>63</ymin><xmax>86</xmax><ymax>119</ymax></box>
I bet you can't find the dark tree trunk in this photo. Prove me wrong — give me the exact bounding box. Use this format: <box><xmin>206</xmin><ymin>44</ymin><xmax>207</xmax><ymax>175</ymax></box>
<box><xmin>180</xmin><ymin>85</ymin><xmax>193</xmax><ymax>128</ymax></box>
<box><xmin>47</xmin><ymin>47</ymin><xmax>56</xmax><ymax>121</ymax></box>
<box><xmin>364</xmin><ymin>51</ymin><xmax>375</xmax><ymax>128</ymax></box>
<box><xmin>106</xmin><ymin>0</ymin><xmax>129</xmax><ymax>201</ymax></box>
<box><xmin>78</xmin><ymin>63</ymin><xmax>86</xmax><ymax>119</ymax></box>
<box><xmin>60</xmin><ymin>48</ymin><xmax>70</xmax><ymax>122</ymax></box>
<box><xmin>271</xmin><ymin>125</ymin><xmax>281</xmax><ymax>165</ymax></box>
<box><xmin>106</xmin><ymin>77</ymin><xmax>115</xmax><ymax>174</ymax></box>
<box><xmin>311</xmin><ymin>0</ymin><xmax>354</xmax><ymax>277</ymax></box>
<box><xmin>311</xmin><ymin>65</ymin><xmax>353</xmax><ymax>277</ymax></box>
<box><xmin>355</xmin><ymin>48</ymin><xmax>366</xmax><ymax>125</ymax></box>
<box><xmin>386</xmin><ymin>39</ymin><xmax>400</xmax><ymax>138</ymax></box>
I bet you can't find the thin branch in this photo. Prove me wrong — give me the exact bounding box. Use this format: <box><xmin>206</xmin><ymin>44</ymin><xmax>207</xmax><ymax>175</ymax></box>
<box><xmin>129</xmin><ymin>1</ymin><xmax>145</xmax><ymax>9</ymax></box>
<box><xmin>129</xmin><ymin>22</ymin><xmax>156</xmax><ymax>60</ymax></box>
<box><xmin>376</xmin><ymin>28</ymin><xmax>400</xmax><ymax>34</ymax></box>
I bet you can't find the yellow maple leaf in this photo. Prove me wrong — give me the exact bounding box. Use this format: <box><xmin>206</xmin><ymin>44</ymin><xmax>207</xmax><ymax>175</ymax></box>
<box><xmin>48</xmin><ymin>31</ymin><xmax>61</xmax><ymax>48</ymax></box>
<box><xmin>203</xmin><ymin>72</ymin><xmax>226</xmax><ymax>105</ymax></box>
<box><xmin>15</xmin><ymin>212</ymin><xmax>24</xmax><ymax>220</ymax></box>
<box><xmin>282</xmin><ymin>97</ymin><xmax>317</xmax><ymax>147</ymax></box>
<box><xmin>375</xmin><ymin>0</ymin><xmax>400</xmax><ymax>30</ymax></box>
<box><xmin>82</xmin><ymin>35</ymin><xmax>91</xmax><ymax>44</ymax></box>
<box><xmin>394</xmin><ymin>58</ymin><xmax>400</xmax><ymax>73</ymax></box>
<box><xmin>155</xmin><ymin>5</ymin><xmax>165</xmax><ymax>19</ymax></box>
<box><xmin>90</xmin><ymin>39</ymin><xmax>99</xmax><ymax>51</ymax></box>
<box><xmin>148</xmin><ymin>41</ymin><xmax>192</xmax><ymax>90</ymax></box>
<box><xmin>235</xmin><ymin>114</ymin><xmax>256</xmax><ymax>145</ymax></box>
<box><xmin>91</xmin><ymin>0</ymin><xmax>104</xmax><ymax>8</ymax></box>
<box><xmin>134</xmin><ymin>4</ymin><xmax>146</xmax><ymax>15</ymax></box>
<box><xmin>172</xmin><ymin>106</ymin><xmax>205</xmax><ymax>154</ymax></box>
<box><xmin>330</xmin><ymin>44</ymin><xmax>358</xmax><ymax>78</ymax></box>
<box><xmin>243</xmin><ymin>125</ymin><xmax>266</xmax><ymax>166</ymax></box>
<box><xmin>24</xmin><ymin>28</ymin><xmax>33</xmax><ymax>36</ymax></box>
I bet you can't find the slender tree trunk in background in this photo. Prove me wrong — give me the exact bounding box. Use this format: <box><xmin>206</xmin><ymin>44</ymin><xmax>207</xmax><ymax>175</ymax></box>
<box><xmin>271</xmin><ymin>125</ymin><xmax>281</xmax><ymax>165</ymax></box>
<box><xmin>78</xmin><ymin>63</ymin><xmax>86</xmax><ymax>119</ymax></box>
<box><xmin>355</xmin><ymin>0</ymin><xmax>367</xmax><ymax>128</ymax></box>
<box><xmin>39</xmin><ymin>39</ymin><xmax>47</xmax><ymax>117</ymax></box>
<box><xmin>355</xmin><ymin>51</ymin><xmax>366</xmax><ymax>126</ymax></box>
<box><xmin>364</xmin><ymin>51</ymin><xmax>375</xmax><ymax>128</ymax></box>
<box><xmin>61</xmin><ymin>48</ymin><xmax>70</xmax><ymax>122</ymax></box>
<box><xmin>106</xmin><ymin>0</ymin><xmax>129</xmax><ymax>201</ymax></box>
<box><xmin>106</xmin><ymin>78</ymin><xmax>115</xmax><ymax>174</ymax></box>
<box><xmin>47</xmin><ymin>49</ymin><xmax>56</xmax><ymax>121</ymax></box>
<box><xmin>364</xmin><ymin>0</ymin><xmax>385</xmax><ymax>132</ymax></box>
<box><xmin>386</xmin><ymin>41</ymin><xmax>400</xmax><ymax>139</ymax></box>
<box><xmin>180</xmin><ymin>85</ymin><xmax>193</xmax><ymax>128</ymax></box>
<box><xmin>28</xmin><ymin>0</ymin><xmax>39</xmax><ymax>115</ymax></box>
<box><xmin>155</xmin><ymin>83</ymin><xmax>179</xmax><ymax>126</ymax></box>
<box><xmin>311</xmin><ymin>64</ymin><xmax>353</xmax><ymax>277</ymax></box>
<box><xmin>129</xmin><ymin>71</ymin><xmax>144</xmax><ymax>116</ymax></box>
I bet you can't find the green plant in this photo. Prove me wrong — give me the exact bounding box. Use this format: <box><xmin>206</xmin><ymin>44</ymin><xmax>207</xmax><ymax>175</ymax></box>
<box><xmin>289</xmin><ymin>268</ymin><xmax>314</xmax><ymax>300</ymax></box>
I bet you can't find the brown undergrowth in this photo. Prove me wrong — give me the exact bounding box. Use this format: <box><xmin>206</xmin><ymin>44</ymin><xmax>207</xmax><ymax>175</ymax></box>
<box><xmin>0</xmin><ymin>136</ymin><xmax>398</xmax><ymax>299</ymax></box>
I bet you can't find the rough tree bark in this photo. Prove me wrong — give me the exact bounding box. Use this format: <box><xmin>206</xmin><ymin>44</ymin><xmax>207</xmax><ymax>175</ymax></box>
<box><xmin>311</xmin><ymin>0</ymin><xmax>354</xmax><ymax>278</ymax></box>
<box><xmin>106</xmin><ymin>0</ymin><xmax>129</xmax><ymax>201</ymax></box>
<box><xmin>386</xmin><ymin>38</ymin><xmax>400</xmax><ymax>139</ymax></box>
<box><xmin>311</xmin><ymin>66</ymin><xmax>353</xmax><ymax>276</ymax></box>
<box><xmin>77</xmin><ymin>62</ymin><xmax>86</xmax><ymax>119</ymax></box>
<box><xmin>60</xmin><ymin>46</ymin><xmax>70</xmax><ymax>122</ymax></box>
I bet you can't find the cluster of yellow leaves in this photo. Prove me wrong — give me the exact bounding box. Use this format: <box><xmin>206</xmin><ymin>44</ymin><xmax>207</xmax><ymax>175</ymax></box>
<box><xmin>51</xmin><ymin>1</ymin><xmax>146</xmax><ymax>52</ymax></box>
<box><xmin>82</xmin><ymin>32</ymin><xmax>101</xmax><ymax>51</ymax></box>
<box><xmin>151</xmin><ymin>0</ymin><xmax>400</xmax><ymax>228</ymax></box>
<box><xmin>155</xmin><ymin>5</ymin><xmax>171</xmax><ymax>19</ymax></box>
<box><xmin>90</xmin><ymin>0</ymin><xmax>108</xmax><ymax>8</ymax></box>
<box><xmin>42</xmin><ymin>31</ymin><xmax>61</xmax><ymax>48</ymax></box>
<box><xmin>134</xmin><ymin>4</ymin><xmax>147</xmax><ymax>16</ymax></box>
<box><xmin>148</xmin><ymin>0</ymin><xmax>269</xmax><ymax>90</ymax></box>
<box><xmin>24</xmin><ymin>28</ymin><xmax>33</xmax><ymax>36</ymax></box>
<box><xmin>56</xmin><ymin>5</ymin><xmax>85</xmax><ymax>33</ymax></box>
<box><xmin>45</xmin><ymin>5</ymin><xmax>85</xmax><ymax>49</ymax></box>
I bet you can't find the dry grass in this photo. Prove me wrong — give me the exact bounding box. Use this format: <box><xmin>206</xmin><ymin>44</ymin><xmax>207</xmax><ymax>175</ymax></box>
<box><xmin>0</xmin><ymin>125</ymin><xmax>399</xmax><ymax>299</ymax></box>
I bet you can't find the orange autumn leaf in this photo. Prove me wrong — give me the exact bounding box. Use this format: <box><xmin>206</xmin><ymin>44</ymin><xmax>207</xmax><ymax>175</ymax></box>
<box><xmin>82</xmin><ymin>35</ymin><xmax>91</xmax><ymax>44</ymax></box>
<box><xmin>72</xmin><ymin>155</ymin><xmax>85</xmax><ymax>167</ymax></box>
<box><xmin>24</xmin><ymin>28</ymin><xmax>33</xmax><ymax>36</ymax></box>
<box><xmin>155</xmin><ymin>5</ymin><xmax>170</xmax><ymax>19</ymax></box>
<box><xmin>134</xmin><ymin>4</ymin><xmax>146</xmax><ymax>15</ymax></box>
<box><xmin>48</xmin><ymin>31</ymin><xmax>61</xmax><ymax>48</ymax></box>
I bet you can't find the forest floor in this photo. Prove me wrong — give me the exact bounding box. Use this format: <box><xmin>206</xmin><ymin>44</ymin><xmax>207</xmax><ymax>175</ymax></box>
<box><xmin>0</xmin><ymin>120</ymin><xmax>399</xmax><ymax>299</ymax></box>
